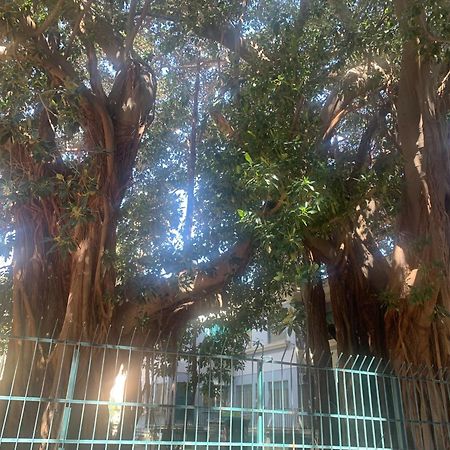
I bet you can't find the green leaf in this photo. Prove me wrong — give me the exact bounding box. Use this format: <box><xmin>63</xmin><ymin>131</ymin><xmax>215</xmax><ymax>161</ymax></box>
<box><xmin>244</xmin><ymin>152</ymin><xmax>253</xmax><ymax>164</ymax></box>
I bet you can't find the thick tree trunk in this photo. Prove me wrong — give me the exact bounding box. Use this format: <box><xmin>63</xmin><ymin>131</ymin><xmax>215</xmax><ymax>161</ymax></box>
<box><xmin>301</xmin><ymin>275</ymin><xmax>337</xmax><ymax>446</ymax></box>
<box><xmin>307</xmin><ymin>216</ymin><xmax>390</xmax><ymax>358</ymax></box>
<box><xmin>0</xmin><ymin>8</ymin><xmax>257</xmax><ymax>449</ymax></box>
<box><xmin>0</xmin><ymin>58</ymin><xmax>157</xmax><ymax>449</ymax></box>
<box><xmin>0</xmin><ymin>200</ymin><xmax>70</xmax><ymax>445</ymax></box>
<box><xmin>302</xmin><ymin>275</ymin><xmax>332</xmax><ymax>366</ymax></box>
<box><xmin>384</xmin><ymin>4</ymin><xmax>450</xmax><ymax>447</ymax></box>
<box><xmin>36</xmin><ymin>61</ymin><xmax>156</xmax><ymax>448</ymax></box>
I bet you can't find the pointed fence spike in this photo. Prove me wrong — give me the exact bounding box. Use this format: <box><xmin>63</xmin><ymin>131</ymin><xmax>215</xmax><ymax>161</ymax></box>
<box><xmin>77</xmin><ymin>326</ymin><xmax>83</xmax><ymax>345</ymax></box>
<box><xmin>317</xmin><ymin>350</ymin><xmax>324</xmax><ymax>366</ymax></box>
<box><xmin>400</xmin><ymin>362</ymin><xmax>407</xmax><ymax>377</ymax></box>
<box><xmin>144</xmin><ymin>327</ymin><xmax>153</xmax><ymax>348</ymax></box>
<box><xmin>345</xmin><ymin>354</ymin><xmax>353</xmax><ymax>370</ymax></box>
<box><xmin>360</xmin><ymin>354</ymin><xmax>368</xmax><ymax>371</ymax></box>
<box><xmin>348</xmin><ymin>354</ymin><xmax>355</xmax><ymax>370</ymax></box>
<box><xmin>36</xmin><ymin>315</ymin><xmax>44</xmax><ymax>337</ymax></box>
<box><xmin>252</xmin><ymin>341</ymin><xmax>259</xmax><ymax>358</ymax></box>
<box><xmin>117</xmin><ymin>325</ymin><xmax>124</xmax><ymax>345</ymax></box>
<box><xmin>281</xmin><ymin>341</ymin><xmax>288</xmax><ymax>362</ymax></box>
<box><xmin>164</xmin><ymin>330</ymin><xmax>173</xmax><ymax>353</ymax></box>
<box><xmin>129</xmin><ymin>326</ymin><xmax>138</xmax><ymax>346</ymax></box>
<box><xmin>50</xmin><ymin>318</ymin><xmax>59</xmax><ymax>339</ymax></box>
<box><xmin>94</xmin><ymin>324</ymin><xmax>99</xmax><ymax>344</ymax></box>
<box><xmin>105</xmin><ymin>324</ymin><xmax>112</xmax><ymax>348</ymax></box>
<box><xmin>289</xmin><ymin>346</ymin><xmax>295</xmax><ymax>364</ymax></box>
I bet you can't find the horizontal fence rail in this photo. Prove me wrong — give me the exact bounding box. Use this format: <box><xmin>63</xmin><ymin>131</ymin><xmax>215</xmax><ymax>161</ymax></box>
<box><xmin>0</xmin><ymin>335</ymin><xmax>449</xmax><ymax>449</ymax></box>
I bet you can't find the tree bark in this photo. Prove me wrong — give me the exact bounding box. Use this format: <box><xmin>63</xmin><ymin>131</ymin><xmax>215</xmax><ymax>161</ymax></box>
<box><xmin>307</xmin><ymin>215</ymin><xmax>390</xmax><ymax>358</ymax></box>
<box><xmin>384</xmin><ymin>2</ymin><xmax>450</xmax><ymax>447</ymax></box>
<box><xmin>301</xmin><ymin>274</ymin><xmax>337</xmax><ymax>446</ymax></box>
<box><xmin>302</xmin><ymin>275</ymin><xmax>332</xmax><ymax>366</ymax></box>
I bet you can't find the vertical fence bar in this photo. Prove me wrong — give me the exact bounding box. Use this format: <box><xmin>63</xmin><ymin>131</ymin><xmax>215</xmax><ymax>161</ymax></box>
<box><xmin>357</xmin><ymin>359</ymin><xmax>368</xmax><ymax>448</ymax></box>
<box><xmin>194</xmin><ymin>354</ymin><xmax>200</xmax><ymax>450</ymax></box>
<box><xmin>76</xmin><ymin>342</ymin><xmax>95</xmax><ymax>450</ymax></box>
<box><xmin>14</xmin><ymin>336</ymin><xmax>40</xmax><ymax>449</ymax></box>
<box><xmin>341</xmin><ymin>363</ymin><xmax>351</xmax><ymax>448</ymax></box>
<box><xmin>317</xmin><ymin>365</ymin><xmax>324</xmax><ymax>448</ymax></box>
<box><xmin>394</xmin><ymin>375</ymin><xmax>409</xmax><ymax>450</ymax></box>
<box><xmin>59</xmin><ymin>343</ymin><xmax>80</xmax><ymax>447</ymax></box>
<box><xmin>250</xmin><ymin>358</ymin><xmax>255</xmax><ymax>450</ymax></box>
<box><xmin>3</xmin><ymin>335</ymin><xmax>450</xmax><ymax>450</ymax></box>
<box><xmin>372</xmin><ymin>363</ymin><xmax>386</xmax><ymax>450</ymax></box>
<box><xmin>0</xmin><ymin>339</ymin><xmax>21</xmax><ymax>442</ymax></box>
<box><xmin>333</xmin><ymin>366</ymin><xmax>343</xmax><ymax>449</ymax></box>
<box><xmin>47</xmin><ymin>341</ymin><xmax>69</xmax><ymax>445</ymax></box>
<box><xmin>257</xmin><ymin>359</ymin><xmax>264</xmax><ymax>450</ymax></box>
<box><xmin>218</xmin><ymin>355</ymin><xmax>223</xmax><ymax>449</ymax></box>
<box><xmin>366</xmin><ymin>360</ymin><xmax>377</xmax><ymax>449</ymax></box>
<box><xmin>90</xmin><ymin>338</ymin><xmax>110</xmax><ymax>450</ymax></box>
<box><xmin>30</xmin><ymin>336</ymin><xmax>58</xmax><ymax>450</ymax></box>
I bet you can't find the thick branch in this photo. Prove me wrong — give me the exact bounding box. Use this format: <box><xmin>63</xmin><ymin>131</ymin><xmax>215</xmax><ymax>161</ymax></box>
<box><xmin>328</xmin><ymin>0</ymin><xmax>357</xmax><ymax>33</ymax></box>
<box><xmin>108</xmin><ymin>61</ymin><xmax>156</xmax><ymax>199</ymax></box>
<box><xmin>438</xmin><ymin>66</ymin><xmax>450</xmax><ymax>113</ymax></box>
<box><xmin>201</xmin><ymin>22</ymin><xmax>269</xmax><ymax>63</ymax></box>
<box><xmin>124</xmin><ymin>0</ymin><xmax>151</xmax><ymax>58</ymax></box>
<box><xmin>418</xmin><ymin>12</ymin><xmax>450</xmax><ymax>45</ymax></box>
<box><xmin>351</xmin><ymin>110</ymin><xmax>384</xmax><ymax>177</ymax></box>
<box><xmin>304</xmin><ymin>233</ymin><xmax>339</xmax><ymax>265</ymax></box>
<box><xmin>86</xmin><ymin>41</ymin><xmax>107</xmax><ymax>102</ymax></box>
<box><xmin>320</xmin><ymin>61</ymin><xmax>390</xmax><ymax>139</ymax></box>
<box><xmin>84</xmin><ymin>14</ymin><xmax>124</xmax><ymax>68</ymax></box>
<box><xmin>144</xmin><ymin>10</ymin><xmax>267</xmax><ymax>64</ymax></box>
<box><xmin>35</xmin><ymin>0</ymin><xmax>65</xmax><ymax>35</ymax></box>
<box><xmin>65</xmin><ymin>0</ymin><xmax>94</xmax><ymax>56</ymax></box>
<box><xmin>293</xmin><ymin>0</ymin><xmax>311</xmax><ymax>33</ymax></box>
<box><xmin>114</xmin><ymin>240</ymin><xmax>253</xmax><ymax>334</ymax></box>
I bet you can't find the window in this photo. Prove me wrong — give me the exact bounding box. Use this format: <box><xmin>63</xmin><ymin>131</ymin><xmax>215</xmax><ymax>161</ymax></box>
<box><xmin>235</xmin><ymin>384</ymin><xmax>253</xmax><ymax>408</ymax></box>
<box><xmin>267</xmin><ymin>380</ymin><xmax>289</xmax><ymax>409</ymax></box>
<box><xmin>202</xmin><ymin>384</ymin><xmax>230</xmax><ymax>407</ymax></box>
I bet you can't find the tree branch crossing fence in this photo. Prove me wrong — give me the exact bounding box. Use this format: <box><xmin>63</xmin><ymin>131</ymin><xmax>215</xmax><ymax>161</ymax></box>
<box><xmin>0</xmin><ymin>335</ymin><xmax>449</xmax><ymax>449</ymax></box>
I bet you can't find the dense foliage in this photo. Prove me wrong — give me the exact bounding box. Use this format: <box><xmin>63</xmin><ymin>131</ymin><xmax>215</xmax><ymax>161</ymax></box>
<box><xmin>0</xmin><ymin>0</ymin><xmax>449</xmax><ymax>358</ymax></box>
<box><xmin>2</xmin><ymin>1</ymin><xmax>450</xmax><ymax>447</ymax></box>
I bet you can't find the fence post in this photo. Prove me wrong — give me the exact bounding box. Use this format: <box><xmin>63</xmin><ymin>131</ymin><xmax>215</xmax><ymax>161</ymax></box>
<box><xmin>58</xmin><ymin>344</ymin><xmax>80</xmax><ymax>448</ymax></box>
<box><xmin>257</xmin><ymin>359</ymin><xmax>264</xmax><ymax>450</ymax></box>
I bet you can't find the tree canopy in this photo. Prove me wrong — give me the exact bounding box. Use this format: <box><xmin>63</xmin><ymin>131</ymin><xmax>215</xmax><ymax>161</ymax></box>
<box><xmin>0</xmin><ymin>0</ymin><xmax>449</xmax><ymax>346</ymax></box>
<box><xmin>1</xmin><ymin>0</ymin><xmax>450</xmax><ymax>446</ymax></box>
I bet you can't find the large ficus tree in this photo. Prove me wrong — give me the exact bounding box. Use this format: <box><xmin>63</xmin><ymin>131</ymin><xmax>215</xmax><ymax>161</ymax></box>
<box><xmin>219</xmin><ymin>0</ymin><xmax>450</xmax><ymax>447</ymax></box>
<box><xmin>1</xmin><ymin>0</ymin><xmax>450</xmax><ymax>448</ymax></box>
<box><xmin>0</xmin><ymin>0</ymin><xmax>256</xmax><ymax>445</ymax></box>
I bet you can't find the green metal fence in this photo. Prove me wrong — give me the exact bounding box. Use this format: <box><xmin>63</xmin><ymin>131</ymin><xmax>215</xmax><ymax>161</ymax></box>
<box><xmin>0</xmin><ymin>335</ymin><xmax>449</xmax><ymax>449</ymax></box>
